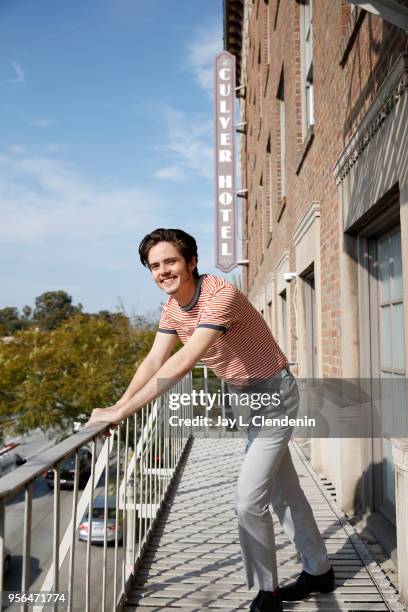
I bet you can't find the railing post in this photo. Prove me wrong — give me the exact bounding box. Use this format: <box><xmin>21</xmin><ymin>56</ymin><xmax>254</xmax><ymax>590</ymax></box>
<box><xmin>0</xmin><ymin>373</ymin><xmax>193</xmax><ymax>612</ymax></box>
<box><xmin>0</xmin><ymin>498</ymin><xmax>5</xmax><ymax>612</ymax></box>
<box><xmin>52</xmin><ymin>466</ymin><xmax>60</xmax><ymax>612</ymax></box>
<box><xmin>113</xmin><ymin>424</ymin><xmax>121</xmax><ymax>610</ymax></box>
<box><xmin>132</xmin><ymin>413</ymin><xmax>137</xmax><ymax>565</ymax></box>
<box><xmin>122</xmin><ymin>419</ymin><xmax>129</xmax><ymax>594</ymax></box>
<box><xmin>102</xmin><ymin>440</ymin><xmax>109</xmax><ymax>612</ymax></box>
<box><xmin>21</xmin><ymin>482</ymin><xmax>33</xmax><ymax>612</ymax></box>
<box><xmin>67</xmin><ymin>449</ymin><xmax>80</xmax><ymax>612</ymax></box>
<box><xmin>125</xmin><ymin>479</ymin><xmax>134</xmax><ymax>580</ymax></box>
<box><xmin>204</xmin><ymin>365</ymin><xmax>209</xmax><ymax>437</ymax></box>
<box><xmin>85</xmin><ymin>441</ymin><xmax>96</xmax><ymax>612</ymax></box>
<box><xmin>138</xmin><ymin>408</ymin><xmax>144</xmax><ymax>552</ymax></box>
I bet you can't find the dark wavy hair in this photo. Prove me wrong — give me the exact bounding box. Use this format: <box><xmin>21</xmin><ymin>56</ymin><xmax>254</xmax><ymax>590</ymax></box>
<box><xmin>138</xmin><ymin>228</ymin><xmax>199</xmax><ymax>279</ymax></box>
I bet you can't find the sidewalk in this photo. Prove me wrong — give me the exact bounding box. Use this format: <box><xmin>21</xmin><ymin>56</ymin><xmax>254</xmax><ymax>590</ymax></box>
<box><xmin>4</xmin><ymin>427</ymin><xmax>57</xmax><ymax>460</ymax></box>
<box><xmin>125</xmin><ymin>437</ymin><xmax>405</xmax><ymax>611</ymax></box>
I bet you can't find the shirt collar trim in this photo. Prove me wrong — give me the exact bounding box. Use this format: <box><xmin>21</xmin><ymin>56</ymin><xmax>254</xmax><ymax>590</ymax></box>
<box><xmin>180</xmin><ymin>275</ymin><xmax>203</xmax><ymax>311</ymax></box>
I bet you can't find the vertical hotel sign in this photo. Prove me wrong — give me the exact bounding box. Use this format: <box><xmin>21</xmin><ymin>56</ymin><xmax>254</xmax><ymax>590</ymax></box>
<box><xmin>214</xmin><ymin>51</ymin><xmax>237</xmax><ymax>272</ymax></box>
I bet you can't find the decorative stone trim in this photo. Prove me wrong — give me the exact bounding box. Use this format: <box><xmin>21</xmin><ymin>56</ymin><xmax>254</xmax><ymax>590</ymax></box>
<box><xmin>274</xmin><ymin>249</ymin><xmax>289</xmax><ymax>274</ymax></box>
<box><xmin>265</xmin><ymin>273</ymin><xmax>275</xmax><ymax>303</ymax></box>
<box><xmin>333</xmin><ymin>52</ymin><xmax>408</xmax><ymax>185</ymax></box>
<box><xmin>392</xmin><ymin>437</ymin><xmax>408</xmax><ymax>603</ymax></box>
<box><xmin>293</xmin><ymin>201</ymin><xmax>321</xmax><ymax>246</ymax></box>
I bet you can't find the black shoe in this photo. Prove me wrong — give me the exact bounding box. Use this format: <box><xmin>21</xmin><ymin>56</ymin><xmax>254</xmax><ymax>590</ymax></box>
<box><xmin>280</xmin><ymin>566</ymin><xmax>335</xmax><ymax>601</ymax></box>
<box><xmin>249</xmin><ymin>590</ymin><xmax>282</xmax><ymax>612</ymax></box>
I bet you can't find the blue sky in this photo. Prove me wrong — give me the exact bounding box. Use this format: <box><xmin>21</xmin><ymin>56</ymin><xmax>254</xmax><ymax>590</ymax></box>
<box><xmin>0</xmin><ymin>0</ymin><xmax>240</xmax><ymax>319</ymax></box>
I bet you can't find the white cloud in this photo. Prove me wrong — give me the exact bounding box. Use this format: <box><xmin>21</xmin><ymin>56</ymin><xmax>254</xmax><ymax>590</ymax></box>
<box><xmin>0</xmin><ymin>155</ymin><xmax>167</xmax><ymax>248</ymax></box>
<box><xmin>10</xmin><ymin>145</ymin><xmax>27</xmax><ymax>156</ymax></box>
<box><xmin>153</xmin><ymin>22</ymin><xmax>221</xmax><ymax>183</ymax></box>
<box><xmin>186</xmin><ymin>22</ymin><xmax>222</xmax><ymax>94</ymax></box>
<box><xmin>0</xmin><ymin>61</ymin><xmax>25</xmax><ymax>86</ymax></box>
<box><xmin>11</xmin><ymin>61</ymin><xmax>24</xmax><ymax>83</ymax></box>
<box><xmin>155</xmin><ymin>106</ymin><xmax>213</xmax><ymax>182</ymax></box>
<box><xmin>42</xmin><ymin>142</ymin><xmax>70</xmax><ymax>155</ymax></box>
<box><xmin>154</xmin><ymin>165</ymin><xmax>187</xmax><ymax>182</ymax></box>
<box><xmin>28</xmin><ymin>117</ymin><xmax>57</xmax><ymax>128</ymax></box>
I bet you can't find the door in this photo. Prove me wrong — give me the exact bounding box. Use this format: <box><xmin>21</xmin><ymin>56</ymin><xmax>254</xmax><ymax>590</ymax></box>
<box><xmin>368</xmin><ymin>228</ymin><xmax>405</xmax><ymax>524</ymax></box>
<box><xmin>304</xmin><ymin>270</ymin><xmax>317</xmax><ymax>378</ymax></box>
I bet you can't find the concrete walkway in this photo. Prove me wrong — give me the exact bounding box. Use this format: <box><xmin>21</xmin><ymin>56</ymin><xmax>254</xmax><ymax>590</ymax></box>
<box><xmin>125</xmin><ymin>437</ymin><xmax>404</xmax><ymax>611</ymax></box>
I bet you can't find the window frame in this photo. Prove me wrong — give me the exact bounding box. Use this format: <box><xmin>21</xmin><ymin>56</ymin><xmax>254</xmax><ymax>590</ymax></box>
<box><xmin>300</xmin><ymin>0</ymin><xmax>314</xmax><ymax>139</ymax></box>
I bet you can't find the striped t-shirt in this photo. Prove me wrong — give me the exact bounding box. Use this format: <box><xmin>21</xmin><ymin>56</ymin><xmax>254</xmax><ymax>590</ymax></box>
<box><xmin>158</xmin><ymin>274</ymin><xmax>288</xmax><ymax>384</ymax></box>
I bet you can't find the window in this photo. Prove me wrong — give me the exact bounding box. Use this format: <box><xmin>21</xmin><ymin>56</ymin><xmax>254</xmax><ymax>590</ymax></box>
<box><xmin>267</xmin><ymin>300</ymin><xmax>273</xmax><ymax>330</ymax></box>
<box><xmin>258</xmin><ymin>48</ymin><xmax>262</xmax><ymax>121</ymax></box>
<box><xmin>277</xmin><ymin>73</ymin><xmax>286</xmax><ymax>199</ymax></box>
<box><xmin>280</xmin><ymin>289</ymin><xmax>288</xmax><ymax>354</ymax></box>
<box><xmin>255</xmin><ymin>202</ymin><xmax>260</xmax><ymax>266</ymax></box>
<box><xmin>267</xmin><ymin>137</ymin><xmax>273</xmax><ymax>234</ymax></box>
<box><xmin>356</xmin><ymin>187</ymin><xmax>404</xmax><ymax>544</ymax></box>
<box><xmin>250</xmin><ymin>220</ymin><xmax>254</xmax><ymax>284</ymax></box>
<box><xmin>259</xmin><ymin>176</ymin><xmax>264</xmax><ymax>254</ymax></box>
<box><xmin>375</xmin><ymin>230</ymin><xmax>404</xmax><ymax>518</ymax></box>
<box><xmin>377</xmin><ymin>232</ymin><xmax>404</xmax><ymax>377</ymax></box>
<box><xmin>361</xmin><ymin>219</ymin><xmax>405</xmax><ymax>527</ymax></box>
<box><xmin>273</xmin><ymin>0</ymin><xmax>280</xmax><ymax>30</ymax></box>
<box><xmin>264</xmin><ymin>0</ymin><xmax>270</xmax><ymax>65</ymax></box>
<box><xmin>300</xmin><ymin>0</ymin><xmax>314</xmax><ymax>136</ymax></box>
<box><xmin>303</xmin><ymin>269</ymin><xmax>317</xmax><ymax>377</ymax></box>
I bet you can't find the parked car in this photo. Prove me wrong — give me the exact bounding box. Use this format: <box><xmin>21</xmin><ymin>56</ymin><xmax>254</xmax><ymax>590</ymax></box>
<box><xmin>0</xmin><ymin>452</ymin><xmax>26</xmax><ymax>478</ymax></box>
<box><xmin>45</xmin><ymin>447</ymin><xmax>92</xmax><ymax>489</ymax></box>
<box><xmin>3</xmin><ymin>545</ymin><xmax>11</xmax><ymax>577</ymax></box>
<box><xmin>78</xmin><ymin>496</ymin><xmax>123</xmax><ymax>545</ymax></box>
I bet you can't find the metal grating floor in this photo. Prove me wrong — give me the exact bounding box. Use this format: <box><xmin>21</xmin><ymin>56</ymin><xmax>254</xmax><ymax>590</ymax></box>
<box><xmin>124</xmin><ymin>437</ymin><xmax>405</xmax><ymax>611</ymax></box>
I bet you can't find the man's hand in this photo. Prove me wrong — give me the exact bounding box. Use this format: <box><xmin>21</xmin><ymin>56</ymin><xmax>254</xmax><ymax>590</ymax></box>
<box><xmin>85</xmin><ymin>405</ymin><xmax>122</xmax><ymax>429</ymax></box>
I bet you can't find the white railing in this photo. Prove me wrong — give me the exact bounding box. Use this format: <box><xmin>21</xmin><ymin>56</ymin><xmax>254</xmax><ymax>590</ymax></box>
<box><xmin>0</xmin><ymin>374</ymin><xmax>193</xmax><ymax>612</ymax></box>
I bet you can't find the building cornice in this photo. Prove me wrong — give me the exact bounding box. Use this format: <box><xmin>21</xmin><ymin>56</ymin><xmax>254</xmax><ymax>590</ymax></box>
<box><xmin>224</xmin><ymin>0</ymin><xmax>244</xmax><ymax>85</ymax></box>
<box><xmin>293</xmin><ymin>202</ymin><xmax>321</xmax><ymax>246</ymax></box>
<box><xmin>333</xmin><ymin>52</ymin><xmax>408</xmax><ymax>185</ymax></box>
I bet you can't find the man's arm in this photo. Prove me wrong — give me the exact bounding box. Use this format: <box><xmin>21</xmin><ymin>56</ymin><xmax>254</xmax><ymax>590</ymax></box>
<box><xmin>116</xmin><ymin>331</ymin><xmax>179</xmax><ymax>406</ymax></box>
<box><xmin>86</xmin><ymin>327</ymin><xmax>223</xmax><ymax>426</ymax></box>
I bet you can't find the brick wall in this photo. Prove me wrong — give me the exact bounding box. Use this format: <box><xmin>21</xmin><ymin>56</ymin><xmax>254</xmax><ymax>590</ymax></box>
<box><xmin>239</xmin><ymin>0</ymin><xmax>408</xmax><ymax>376</ymax></box>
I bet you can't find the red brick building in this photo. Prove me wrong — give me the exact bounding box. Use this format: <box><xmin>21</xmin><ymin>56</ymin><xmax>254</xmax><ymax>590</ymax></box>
<box><xmin>225</xmin><ymin>0</ymin><xmax>408</xmax><ymax>601</ymax></box>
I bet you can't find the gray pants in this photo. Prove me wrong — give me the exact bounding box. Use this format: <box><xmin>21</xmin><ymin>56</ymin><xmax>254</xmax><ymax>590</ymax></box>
<box><xmin>230</xmin><ymin>369</ymin><xmax>331</xmax><ymax>591</ymax></box>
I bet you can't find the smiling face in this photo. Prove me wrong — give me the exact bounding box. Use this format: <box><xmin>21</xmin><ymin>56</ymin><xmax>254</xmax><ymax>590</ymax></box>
<box><xmin>147</xmin><ymin>241</ymin><xmax>197</xmax><ymax>302</ymax></box>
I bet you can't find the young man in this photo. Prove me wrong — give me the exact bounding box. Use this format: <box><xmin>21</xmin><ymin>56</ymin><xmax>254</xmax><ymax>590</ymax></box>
<box><xmin>86</xmin><ymin>228</ymin><xmax>335</xmax><ymax>612</ymax></box>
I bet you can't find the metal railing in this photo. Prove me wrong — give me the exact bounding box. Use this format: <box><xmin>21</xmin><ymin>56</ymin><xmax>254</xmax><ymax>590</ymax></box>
<box><xmin>0</xmin><ymin>374</ymin><xmax>193</xmax><ymax>611</ymax></box>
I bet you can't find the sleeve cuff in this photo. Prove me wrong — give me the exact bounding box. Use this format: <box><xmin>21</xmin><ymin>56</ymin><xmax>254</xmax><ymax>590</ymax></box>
<box><xmin>197</xmin><ymin>323</ymin><xmax>228</xmax><ymax>334</ymax></box>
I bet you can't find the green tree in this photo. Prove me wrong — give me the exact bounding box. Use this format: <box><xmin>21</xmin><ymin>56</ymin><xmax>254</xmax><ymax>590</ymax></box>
<box><xmin>33</xmin><ymin>290</ymin><xmax>82</xmax><ymax>331</ymax></box>
<box><xmin>0</xmin><ymin>307</ymin><xmax>26</xmax><ymax>335</ymax></box>
<box><xmin>0</xmin><ymin>313</ymin><xmax>155</xmax><ymax>437</ymax></box>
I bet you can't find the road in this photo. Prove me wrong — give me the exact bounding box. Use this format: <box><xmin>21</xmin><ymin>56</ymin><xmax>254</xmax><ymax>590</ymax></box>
<box><xmin>2</xmin><ymin>432</ymin><xmax>132</xmax><ymax>611</ymax></box>
<box><xmin>4</xmin><ymin>429</ymin><xmax>58</xmax><ymax>462</ymax></box>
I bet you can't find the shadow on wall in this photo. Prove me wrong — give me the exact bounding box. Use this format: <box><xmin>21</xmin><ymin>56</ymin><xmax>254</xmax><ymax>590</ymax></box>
<box><xmin>343</xmin><ymin>13</ymin><xmax>408</xmax><ymax>144</ymax></box>
<box><xmin>351</xmin><ymin>456</ymin><xmax>397</xmax><ymax>566</ymax></box>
